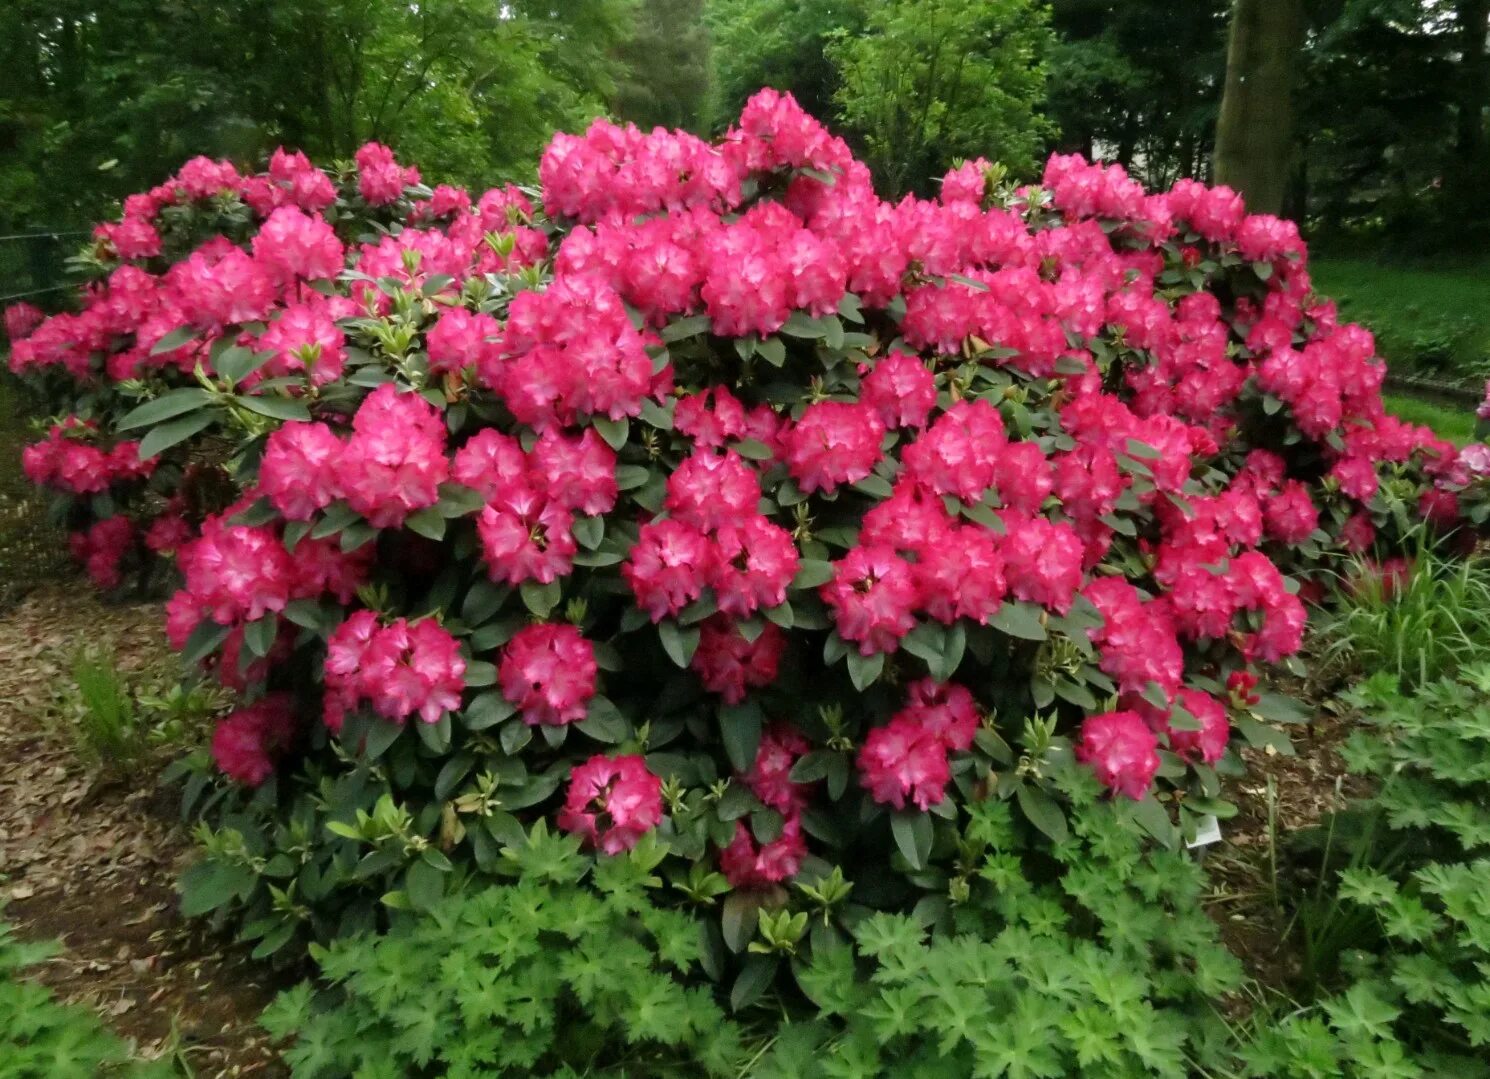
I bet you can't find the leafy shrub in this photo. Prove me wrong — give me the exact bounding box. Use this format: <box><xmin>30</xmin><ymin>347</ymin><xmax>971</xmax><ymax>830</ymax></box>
<box><xmin>3</xmin><ymin>93</ymin><xmax>1479</xmax><ymax>988</ymax></box>
<box><xmin>755</xmin><ymin>780</ymin><xmax>1243</xmax><ymax>1078</ymax></box>
<box><xmin>1245</xmin><ymin>668</ymin><xmax>1490</xmax><ymax>1077</ymax></box>
<box><xmin>262</xmin><ymin>824</ymin><xmax>747</xmax><ymax>1077</ymax></box>
<box><xmin>0</xmin><ymin>915</ymin><xmax>155</xmax><ymax>1078</ymax></box>
<box><xmin>1311</xmin><ymin>537</ymin><xmax>1490</xmax><ymax>687</ymax></box>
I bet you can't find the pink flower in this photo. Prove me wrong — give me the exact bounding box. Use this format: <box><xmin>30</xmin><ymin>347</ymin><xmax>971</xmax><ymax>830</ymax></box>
<box><xmin>260</xmin><ymin>422</ymin><xmax>343</xmax><ymax>520</ymax></box>
<box><xmin>821</xmin><ymin>545</ymin><xmax>919</xmax><ymax>655</ymax></box>
<box><xmin>257</xmin><ymin>301</ymin><xmax>350</xmax><ymax>384</ymax></box>
<box><xmin>476</xmin><ymin>490</ymin><xmax>575</xmax><ymax>585</ymax></box>
<box><xmin>355</xmin><ymin>142</ymin><xmax>419</xmax><ymax>205</ymax></box>
<box><xmin>1075</xmin><ymin>711</ymin><xmax>1160</xmax><ymax>799</ymax></box>
<box><xmin>708</xmin><ymin>517</ymin><xmax>799</xmax><ymax>617</ymax></box>
<box><xmin>498</xmin><ymin>623</ymin><xmax>597</xmax><ymax>726</ymax></box>
<box><xmin>211</xmin><ymin>694</ymin><xmax>297</xmax><ymax>787</ymax></box>
<box><xmin>857</xmin><ymin>715</ymin><xmax>951</xmax><ymax>810</ymax></box>
<box><xmin>558</xmin><ymin>754</ymin><xmax>664</xmax><ymax>854</ymax></box>
<box><xmin>70</xmin><ymin>517</ymin><xmax>135</xmax><ymax>590</ymax></box>
<box><xmin>5</xmin><ymin>301</ymin><xmax>45</xmax><ymax>342</ymax></box>
<box><xmin>900</xmin><ymin>679</ymin><xmax>980</xmax><ymax>752</ymax></box>
<box><xmin>168</xmin><ymin>243</ymin><xmax>274</xmax><ymax>328</ymax></box>
<box><xmin>665</xmin><ymin>450</ymin><xmax>760</xmax><ymax>531</ymax></box>
<box><xmin>1000</xmin><ymin>515</ymin><xmax>1084</xmax><ymax>614</ymax></box>
<box><xmin>251</xmin><ymin>206</ymin><xmax>344</xmax><ymax>284</ymax></box>
<box><xmin>178</xmin><ymin>518</ymin><xmax>295</xmax><ymax>624</ymax></box>
<box><xmin>337</xmin><ymin>385</ymin><xmax>449</xmax><ymax>528</ymax></box>
<box><xmin>719</xmin><ymin>817</ymin><xmax>806</xmax><ymax>888</ymax></box>
<box><xmin>325</xmin><ymin>614</ymin><xmax>466</xmax><ymax>725</ymax></box>
<box><xmin>903</xmin><ymin>400</ymin><xmax>1006</xmax><ymax>501</ymax></box>
<box><xmin>1264</xmin><ymin>482</ymin><xmax>1319</xmax><ymax>545</ymax></box>
<box><xmin>452</xmin><ymin>429</ymin><xmax>529</xmax><ymax>503</ymax></box>
<box><xmin>742</xmin><ymin>725</ymin><xmax>812</xmax><ymax>813</ymax></box>
<box><xmin>780</xmin><ymin>401</ymin><xmax>885</xmax><ymax>494</ymax></box>
<box><xmin>691</xmin><ymin>617</ymin><xmax>785</xmax><ymax>703</ymax></box>
<box><xmin>624</xmin><ymin>519</ymin><xmax>715</xmax><ymax>622</ymax></box>
<box><xmin>1165</xmin><ymin>689</ymin><xmax>1230</xmax><ymax>764</ymax></box>
<box><xmin>425</xmin><ymin>308</ymin><xmax>500</xmax><ymax>375</ymax></box>
<box><xmin>861</xmin><ymin>352</ymin><xmax>936</xmax><ymax>430</ymax></box>
<box><xmin>529</xmin><ymin>428</ymin><xmax>618</xmax><ymax>516</ymax></box>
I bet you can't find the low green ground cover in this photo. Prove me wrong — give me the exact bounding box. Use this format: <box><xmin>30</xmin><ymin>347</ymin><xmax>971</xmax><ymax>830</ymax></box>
<box><xmin>1312</xmin><ymin>258</ymin><xmax>1490</xmax><ymax>382</ymax></box>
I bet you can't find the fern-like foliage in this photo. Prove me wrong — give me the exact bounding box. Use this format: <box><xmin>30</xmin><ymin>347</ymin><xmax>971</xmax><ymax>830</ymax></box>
<box><xmin>261</xmin><ymin>823</ymin><xmax>749</xmax><ymax>1077</ymax></box>
<box><xmin>0</xmin><ymin>916</ymin><xmax>155</xmax><ymax>1078</ymax></box>
<box><xmin>754</xmin><ymin>785</ymin><xmax>1244</xmax><ymax>1078</ymax></box>
<box><xmin>1238</xmin><ymin>667</ymin><xmax>1490</xmax><ymax>1078</ymax></box>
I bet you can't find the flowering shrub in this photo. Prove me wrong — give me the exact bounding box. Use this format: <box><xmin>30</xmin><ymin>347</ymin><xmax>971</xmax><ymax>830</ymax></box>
<box><xmin>5</xmin><ymin>93</ymin><xmax>1480</xmax><ymax>991</ymax></box>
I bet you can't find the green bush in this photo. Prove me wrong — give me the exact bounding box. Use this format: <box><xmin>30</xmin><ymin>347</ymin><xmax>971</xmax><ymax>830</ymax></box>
<box><xmin>0</xmin><ymin>916</ymin><xmax>156</xmax><ymax>1078</ymax></box>
<box><xmin>261</xmin><ymin>824</ymin><xmax>749</xmax><ymax>1077</ymax></box>
<box><xmin>753</xmin><ymin>779</ymin><xmax>1243</xmax><ymax>1078</ymax></box>
<box><xmin>1245</xmin><ymin>668</ymin><xmax>1490</xmax><ymax>1078</ymax></box>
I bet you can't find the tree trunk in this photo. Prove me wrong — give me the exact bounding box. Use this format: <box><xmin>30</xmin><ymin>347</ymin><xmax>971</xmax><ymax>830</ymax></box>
<box><xmin>1451</xmin><ymin>0</ymin><xmax>1490</xmax><ymax>214</ymax></box>
<box><xmin>1213</xmin><ymin>0</ymin><xmax>1305</xmax><ymax>215</ymax></box>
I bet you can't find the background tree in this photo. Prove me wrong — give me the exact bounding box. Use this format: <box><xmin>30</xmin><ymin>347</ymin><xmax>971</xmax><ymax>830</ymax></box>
<box><xmin>705</xmin><ymin>0</ymin><xmax>867</xmax><ymax>131</ymax></box>
<box><xmin>612</xmin><ymin>0</ymin><xmax>711</xmax><ymax>131</ymax></box>
<box><xmin>1046</xmin><ymin>0</ymin><xmax>1229</xmax><ymax>188</ymax></box>
<box><xmin>825</xmin><ymin>0</ymin><xmax>1056</xmax><ymax>197</ymax></box>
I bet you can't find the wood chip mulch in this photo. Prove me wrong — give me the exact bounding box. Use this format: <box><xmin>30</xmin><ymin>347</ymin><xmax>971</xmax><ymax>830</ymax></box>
<box><xmin>0</xmin><ymin>582</ymin><xmax>290</xmax><ymax>1076</ymax></box>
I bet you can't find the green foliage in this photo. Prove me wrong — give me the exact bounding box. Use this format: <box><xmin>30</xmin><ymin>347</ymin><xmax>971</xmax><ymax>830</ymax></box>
<box><xmin>0</xmin><ymin>0</ymin><xmax>633</xmax><ymax>228</ymax></box>
<box><xmin>0</xmin><ymin>915</ymin><xmax>156</xmax><ymax>1078</ymax></box>
<box><xmin>705</xmin><ymin>0</ymin><xmax>867</xmax><ymax>132</ymax></box>
<box><xmin>1238</xmin><ymin>667</ymin><xmax>1490</xmax><ymax>1077</ymax></box>
<box><xmin>612</xmin><ymin>0</ymin><xmax>711</xmax><ymax>131</ymax></box>
<box><xmin>1310</xmin><ymin>259</ymin><xmax>1490</xmax><ymax>381</ymax></box>
<box><xmin>753</xmin><ymin>788</ymin><xmax>1243</xmax><ymax>1078</ymax></box>
<box><xmin>825</xmin><ymin>0</ymin><xmax>1056</xmax><ymax>196</ymax></box>
<box><xmin>1046</xmin><ymin>0</ymin><xmax>1229</xmax><ymax>189</ymax></box>
<box><xmin>1312</xmin><ymin>542</ymin><xmax>1490</xmax><ymax>688</ymax></box>
<box><xmin>61</xmin><ymin>648</ymin><xmax>225</xmax><ymax>773</ymax></box>
<box><xmin>261</xmin><ymin>825</ymin><xmax>749</xmax><ymax>1077</ymax></box>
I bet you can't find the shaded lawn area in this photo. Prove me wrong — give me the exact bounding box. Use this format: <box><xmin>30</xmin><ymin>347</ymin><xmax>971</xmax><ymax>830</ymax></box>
<box><xmin>1383</xmin><ymin>392</ymin><xmax>1477</xmax><ymax>446</ymax></box>
<box><xmin>1311</xmin><ymin>258</ymin><xmax>1490</xmax><ymax>380</ymax></box>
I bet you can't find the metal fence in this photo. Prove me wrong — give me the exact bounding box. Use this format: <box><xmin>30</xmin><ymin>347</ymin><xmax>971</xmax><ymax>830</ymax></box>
<box><xmin>0</xmin><ymin>229</ymin><xmax>87</xmax><ymax>309</ymax></box>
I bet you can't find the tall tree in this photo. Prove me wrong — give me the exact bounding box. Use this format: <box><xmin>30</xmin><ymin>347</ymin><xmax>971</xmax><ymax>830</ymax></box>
<box><xmin>826</xmin><ymin>0</ymin><xmax>1056</xmax><ymax>197</ymax></box>
<box><xmin>1046</xmin><ymin>0</ymin><xmax>1229</xmax><ymax>187</ymax></box>
<box><xmin>705</xmin><ymin>0</ymin><xmax>866</xmax><ymax>130</ymax></box>
<box><xmin>612</xmin><ymin>0</ymin><xmax>711</xmax><ymax>131</ymax></box>
<box><xmin>1214</xmin><ymin>0</ymin><xmax>1306</xmax><ymax>213</ymax></box>
<box><xmin>1450</xmin><ymin>0</ymin><xmax>1490</xmax><ymax>214</ymax></box>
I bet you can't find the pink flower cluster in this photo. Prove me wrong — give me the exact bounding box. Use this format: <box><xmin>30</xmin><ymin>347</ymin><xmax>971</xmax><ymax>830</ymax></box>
<box><xmin>15</xmin><ymin>89</ymin><xmax>1481</xmax><ymax>859</ymax></box>
<box><xmin>722</xmin><ymin>726</ymin><xmax>812</xmax><ymax>888</ymax></box>
<box><xmin>211</xmin><ymin>694</ymin><xmax>298</xmax><ymax>787</ymax></box>
<box><xmin>858</xmin><ymin>680</ymin><xmax>980</xmax><ymax>811</ymax></box>
<box><xmin>259</xmin><ymin>385</ymin><xmax>448</xmax><ymax>528</ymax></box>
<box><xmin>557</xmin><ymin>754</ymin><xmax>664</xmax><ymax>854</ymax></box>
<box><xmin>324</xmin><ymin>611</ymin><xmax>466</xmax><ymax>727</ymax></box>
<box><xmin>497</xmin><ymin>623</ymin><xmax>597</xmax><ymax>726</ymax></box>
<box><xmin>22</xmin><ymin>421</ymin><xmax>154</xmax><ymax>494</ymax></box>
<box><xmin>625</xmin><ymin>449</ymin><xmax>799</xmax><ymax>626</ymax></box>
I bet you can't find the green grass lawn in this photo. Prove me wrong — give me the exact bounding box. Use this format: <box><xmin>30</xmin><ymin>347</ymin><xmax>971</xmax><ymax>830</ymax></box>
<box><xmin>1383</xmin><ymin>393</ymin><xmax>1478</xmax><ymax>446</ymax></box>
<box><xmin>1311</xmin><ymin>258</ymin><xmax>1490</xmax><ymax>381</ymax></box>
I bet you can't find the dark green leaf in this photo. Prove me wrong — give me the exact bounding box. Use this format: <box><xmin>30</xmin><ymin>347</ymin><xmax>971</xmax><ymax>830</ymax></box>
<box><xmin>117</xmin><ymin>387</ymin><xmax>212</xmax><ymax>430</ymax></box>
<box><xmin>138</xmin><ymin>410</ymin><xmax>216</xmax><ymax>460</ymax></box>
<box><xmin>1016</xmin><ymin>784</ymin><xmax>1069</xmax><ymax>845</ymax></box>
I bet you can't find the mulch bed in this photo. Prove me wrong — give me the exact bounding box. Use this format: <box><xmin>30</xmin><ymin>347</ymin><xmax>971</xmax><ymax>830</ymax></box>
<box><xmin>0</xmin><ymin>582</ymin><xmax>289</xmax><ymax>1076</ymax></box>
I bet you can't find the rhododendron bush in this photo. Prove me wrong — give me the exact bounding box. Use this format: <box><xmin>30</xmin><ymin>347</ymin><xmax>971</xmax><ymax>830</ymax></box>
<box><xmin>5</xmin><ymin>91</ymin><xmax>1481</xmax><ymax>974</ymax></box>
